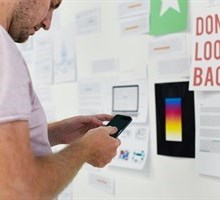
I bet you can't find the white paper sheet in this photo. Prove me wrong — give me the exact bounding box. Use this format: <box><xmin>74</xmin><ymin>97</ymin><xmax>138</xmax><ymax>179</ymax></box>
<box><xmin>118</xmin><ymin>0</ymin><xmax>150</xmax><ymax>18</ymax></box>
<box><xmin>148</xmin><ymin>33</ymin><xmax>187</xmax><ymax>57</ymax></box>
<box><xmin>110</xmin><ymin>125</ymin><xmax>149</xmax><ymax>170</ymax></box>
<box><xmin>88</xmin><ymin>172</ymin><xmax>115</xmax><ymax>194</ymax></box>
<box><xmin>91</xmin><ymin>58</ymin><xmax>119</xmax><ymax>74</ymax></box>
<box><xmin>53</xmin><ymin>26</ymin><xmax>77</xmax><ymax>83</ymax></box>
<box><xmin>75</xmin><ymin>8</ymin><xmax>101</xmax><ymax>35</ymax></box>
<box><xmin>209</xmin><ymin>0</ymin><xmax>220</xmax><ymax>6</ymax></box>
<box><xmin>33</xmin><ymin>34</ymin><xmax>53</xmax><ymax>85</ymax></box>
<box><xmin>120</xmin><ymin>14</ymin><xmax>149</xmax><ymax>36</ymax></box>
<box><xmin>189</xmin><ymin>7</ymin><xmax>220</xmax><ymax>90</ymax></box>
<box><xmin>78</xmin><ymin>79</ymin><xmax>114</xmax><ymax>115</ymax></box>
<box><xmin>150</xmin><ymin>56</ymin><xmax>190</xmax><ymax>79</ymax></box>
<box><xmin>195</xmin><ymin>91</ymin><xmax>220</xmax><ymax>177</ymax></box>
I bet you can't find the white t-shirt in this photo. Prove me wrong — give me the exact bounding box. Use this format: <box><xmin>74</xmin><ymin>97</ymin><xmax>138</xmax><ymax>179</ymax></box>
<box><xmin>0</xmin><ymin>25</ymin><xmax>52</xmax><ymax>156</ymax></box>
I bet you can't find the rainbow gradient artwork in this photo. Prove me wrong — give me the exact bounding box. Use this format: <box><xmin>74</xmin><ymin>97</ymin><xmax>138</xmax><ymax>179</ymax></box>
<box><xmin>165</xmin><ymin>98</ymin><xmax>182</xmax><ymax>142</ymax></box>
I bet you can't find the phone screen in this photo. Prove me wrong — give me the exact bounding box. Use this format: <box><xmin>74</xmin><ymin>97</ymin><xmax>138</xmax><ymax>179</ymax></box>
<box><xmin>106</xmin><ymin>114</ymin><xmax>132</xmax><ymax>138</ymax></box>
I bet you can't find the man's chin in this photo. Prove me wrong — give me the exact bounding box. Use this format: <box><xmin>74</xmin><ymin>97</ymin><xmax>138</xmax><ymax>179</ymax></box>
<box><xmin>15</xmin><ymin>35</ymin><xmax>30</xmax><ymax>43</ymax></box>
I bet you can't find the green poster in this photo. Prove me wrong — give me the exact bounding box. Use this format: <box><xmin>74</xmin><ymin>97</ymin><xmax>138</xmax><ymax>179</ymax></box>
<box><xmin>150</xmin><ymin>0</ymin><xmax>188</xmax><ymax>36</ymax></box>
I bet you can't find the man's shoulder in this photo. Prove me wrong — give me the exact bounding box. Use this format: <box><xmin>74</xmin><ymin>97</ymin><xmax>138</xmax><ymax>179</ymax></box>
<box><xmin>0</xmin><ymin>24</ymin><xmax>29</xmax><ymax>77</ymax></box>
<box><xmin>0</xmin><ymin>24</ymin><xmax>17</xmax><ymax>49</ymax></box>
<box><xmin>0</xmin><ymin>24</ymin><xmax>23</xmax><ymax>60</ymax></box>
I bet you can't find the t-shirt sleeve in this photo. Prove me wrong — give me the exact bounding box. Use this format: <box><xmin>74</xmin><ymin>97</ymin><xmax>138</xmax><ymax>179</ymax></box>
<box><xmin>0</xmin><ymin>27</ymin><xmax>32</xmax><ymax>123</ymax></box>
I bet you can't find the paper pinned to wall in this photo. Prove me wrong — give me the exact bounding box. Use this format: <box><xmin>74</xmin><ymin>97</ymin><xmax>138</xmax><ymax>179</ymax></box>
<box><xmin>209</xmin><ymin>0</ymin><xmax>220</xmax><ymax>6</ymax></box>
<box><xmin>75</xmin><ymin>8</ymin><xmax>101</xmax><ymax>35</ymax></box>
<box><xmin>33</xmin><ymin>34</ymin><xmax>54</xmax><ymax>85</ymax></box>
<box><xmin>150</xmin><ymin>56</ymin><xmax>190</xmax><ymax>79</ymax></box>
<box><xmin>189</xmin><ymin>7</ymin><xmax>220</xmax><ymax>90</ymax></box>
<box><xmin>148</xmin><ymin>33</ymin><xmax>187</xmax><ymax>57</ymax></box>
<box><xmin>78</xmin><ymin>78</ymin><xmax>116</xmax><ymax>115</ymax></box>
<box><xmin>91</xmin><ymin>58</ymin><xmax>119</xmax><ymax>74</ymax></box>
<box><xmin>88</xmin><ymin>172</ymin><xmax>115</xmax><ymax>194</ymax></box>
<box><xmin>195</xmin><ymin>91</ymin><xmax>220</xmax><ymax>178</ymax></box>
<box><xmin>120</xmin><ymin>14</ymin><xmax>149</xmax><ymax>36</ymax></box>
<box><xmin>118</xmin><ymin>0</ymin><xmax>150</xmax><ymax>18</ymax></box>
<box><xmin>53</xmin><ymin>25</ymin><xmax>77</xmax><ymax>83</ymax></box>
<box><xmin>110</xmin><ymin>125</ymin><xmax>149</xmax><ymax>170</ymax></box>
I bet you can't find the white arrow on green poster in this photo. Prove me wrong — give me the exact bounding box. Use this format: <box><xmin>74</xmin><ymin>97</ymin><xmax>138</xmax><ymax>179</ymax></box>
<box><xmin>150</xmin><ymin>0</ymin><xmax>188</xmax><ymax>36</ymax></box>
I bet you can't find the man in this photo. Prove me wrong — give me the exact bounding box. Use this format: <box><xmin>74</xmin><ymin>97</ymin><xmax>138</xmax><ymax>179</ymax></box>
<box><xmin>0</xmin><ymin>0</ymin><xmax>120</xmax><ymax>199</ymax></box>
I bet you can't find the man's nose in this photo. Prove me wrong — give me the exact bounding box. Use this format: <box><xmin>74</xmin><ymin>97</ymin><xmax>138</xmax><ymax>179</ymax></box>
<box><xmin>41</xmin><ymin>11</ymin><xmax>53</xmax><ymax>30</ymax></box>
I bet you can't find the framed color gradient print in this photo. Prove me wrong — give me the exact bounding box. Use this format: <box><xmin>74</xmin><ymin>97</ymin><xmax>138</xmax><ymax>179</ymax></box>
<box><xmin>155</xmin><ymin>82</ymin><xmax>195</xmax><ymax>158</ymax></box>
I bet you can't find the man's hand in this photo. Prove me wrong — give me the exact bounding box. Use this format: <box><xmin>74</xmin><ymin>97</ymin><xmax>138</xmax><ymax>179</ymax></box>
<box><xmin>48</xmin><ymin>114</ymin><xmax>114</xmax><ymax>146</ymax></box>
<box><xmin>75</xmin><ymin>125</ymin><xmax>121</xmax><ymax>168</ymax></box>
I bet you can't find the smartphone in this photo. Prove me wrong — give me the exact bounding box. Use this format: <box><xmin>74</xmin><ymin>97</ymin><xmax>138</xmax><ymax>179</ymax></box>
<box><xmin>106</xmin><ymin>114</ymin><xmax>132</xmax><ymax>138</ymax></box>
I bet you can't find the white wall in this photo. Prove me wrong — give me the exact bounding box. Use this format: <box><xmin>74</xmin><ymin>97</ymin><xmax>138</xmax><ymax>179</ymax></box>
<box><xmin>54</xmin><ymin>1</ymin><xmax>220</xmax><ymax>199</ymax></box>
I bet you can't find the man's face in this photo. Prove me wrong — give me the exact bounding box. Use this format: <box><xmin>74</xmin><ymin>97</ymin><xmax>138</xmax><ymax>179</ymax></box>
<box><xmin>9</xmin><ymin>0</ymin><xmax>62</xmax><ymax>43</ymax></box>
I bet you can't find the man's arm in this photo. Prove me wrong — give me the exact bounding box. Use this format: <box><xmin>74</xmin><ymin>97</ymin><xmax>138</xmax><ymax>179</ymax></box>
<box><xmin>48</xmin><ymin>121</ymin><xmax>63</xmax><ymax>146</ymax></box>
<box><xmin>0</xmin><ymin>120</ymin><xmax>119</xmax><ymax>200</ymax></box>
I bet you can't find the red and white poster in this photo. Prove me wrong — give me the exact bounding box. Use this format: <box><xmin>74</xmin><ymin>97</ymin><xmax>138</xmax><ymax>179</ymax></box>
<box><xmin>190</xmin><ymin>7</ymin><xmax>220</xmax><ymax>90</ymax></box>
